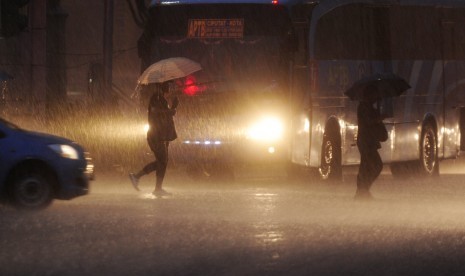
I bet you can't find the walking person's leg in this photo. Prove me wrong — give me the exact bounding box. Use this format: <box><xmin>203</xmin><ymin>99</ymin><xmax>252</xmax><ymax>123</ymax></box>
<box><xmin>355</xmin><ymin>146</ymin><xmax>374</xmax><ymax>200</ymax></box>
<box><xmin>129</xmin><ymin>161</ymin><xmax>157</xmax><ymax>190</ymax></box>
<box><xmin>129</xmin><ymin>138</ymin><xmax>159</xmax><ymax>191</ymax></box>
<box><xmin>355</xmin><ymin>147</ymin><xmax>382</xmax><ymax>200</ymax></box>
<box><xmin>153</xmin><ymin>142</ymin><xmax>170</xmax><ymax>195</ymax></box>
<box><xmin>366</xmin><ymin>149</ymin><xmax>383</xmax><ymax>190</ymax></box>
<box><xmin>357</xmin><ymin>148</ymin><xmax>369</xmax><ymax>189</ymax></box>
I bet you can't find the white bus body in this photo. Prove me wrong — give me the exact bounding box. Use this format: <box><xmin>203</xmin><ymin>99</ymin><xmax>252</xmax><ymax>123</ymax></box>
<box><xmin>290</xmin><ymin>0</ymin><xmax>465</xmax><ymax>179</ymax></box>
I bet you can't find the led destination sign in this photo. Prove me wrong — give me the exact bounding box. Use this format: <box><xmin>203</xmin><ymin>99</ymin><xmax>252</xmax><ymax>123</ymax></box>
<box><xmin>188</xmin><ymin>19</ymin><xmax>244</xmax><ymax>38</ymax></box>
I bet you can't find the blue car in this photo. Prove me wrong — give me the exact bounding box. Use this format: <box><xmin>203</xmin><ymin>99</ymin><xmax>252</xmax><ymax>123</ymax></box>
<box><xmin>0</xmin><ymin>118</ymin><xmax>94</xmax><ymax>209</ymax></box>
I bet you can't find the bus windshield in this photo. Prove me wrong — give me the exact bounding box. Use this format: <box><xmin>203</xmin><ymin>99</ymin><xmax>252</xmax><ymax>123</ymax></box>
<box><xmin>142</xmin><ymin>4</ymin><xmax>294</xmax><ymax>95</ymax></box>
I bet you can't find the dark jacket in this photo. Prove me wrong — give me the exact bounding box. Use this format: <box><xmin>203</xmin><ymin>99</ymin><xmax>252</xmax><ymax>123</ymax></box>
<box><xmin>357</xmin><ymin>100</ymin><xmax>382</xmax><ymax>149</ymax></box>
<box><xmin>147</xmin><ymin>93</ymin><xmax>177</xmax><ymax>142</ymax></box>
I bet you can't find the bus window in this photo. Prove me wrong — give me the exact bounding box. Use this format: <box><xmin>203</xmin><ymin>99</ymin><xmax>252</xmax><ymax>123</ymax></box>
<box><xmin>141</xmin><ymin>4</ymin><xmax>294</xmax><ymax>96</ymax></box>
<box><xmin>314</xmin><ymin>4</ymin><xmax>389</xmax><ymax>60</ymax></box>
<box><xmin>290</xmin><ymin>3</ymin><xmax>315</xmax><ymax>111</ymax></box>
<box><xmin>440</xmin><ymin>8</ymin><xmax>465</xmax><ymax>60</ymax></box>
<box><xmin>389</xmin><ymin>6</ymin><xmax>441</xmax><ymax>60</ymax></box>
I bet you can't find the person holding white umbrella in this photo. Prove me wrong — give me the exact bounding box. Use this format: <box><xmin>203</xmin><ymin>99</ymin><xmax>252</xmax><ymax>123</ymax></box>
<box><xmin>129</xmin><ymin>81</ymin><xmax>178</xmax><ymax>196</ymax></box>
<box><xmin>129</xmin><ymin>57</ymin><xmax>201</xmax><ymax>196</ymax></box>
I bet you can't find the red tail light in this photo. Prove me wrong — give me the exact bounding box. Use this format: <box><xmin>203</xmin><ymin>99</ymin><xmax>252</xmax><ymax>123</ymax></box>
<box><xmin>182</xmin><ymin>75</ymin><xmax>206</xmax><ymax>96</ymax></box>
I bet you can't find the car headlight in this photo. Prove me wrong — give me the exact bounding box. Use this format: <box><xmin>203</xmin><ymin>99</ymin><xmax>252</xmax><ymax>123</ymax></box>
<box><xmin>246</xmin><ymin>116</ymin><xmax>284</xmax><ymax>142</ymax></box>
<box><xmin>48</xmin><ymin>144</ymin><xmax>79</xmax><ymax>160</ymax></box>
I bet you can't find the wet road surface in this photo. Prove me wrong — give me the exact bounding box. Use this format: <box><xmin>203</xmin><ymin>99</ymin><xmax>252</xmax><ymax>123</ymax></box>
<box><xmin>2</xmin><ymin>160</ymin><xmax>465</xmax><ymax>275</ymax></box>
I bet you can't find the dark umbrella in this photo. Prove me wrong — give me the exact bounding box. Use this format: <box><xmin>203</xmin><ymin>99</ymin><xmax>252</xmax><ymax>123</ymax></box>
<box><xmin>344</xmin><ymin>73</ymin><xmax>410</xmax><ymax>101</ymax></box>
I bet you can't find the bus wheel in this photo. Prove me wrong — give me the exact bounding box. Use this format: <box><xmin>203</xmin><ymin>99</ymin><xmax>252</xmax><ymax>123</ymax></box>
<box><xmin>318</xmin><ymin>132</ymin><xmax>342</xmax><ymax>181</ymax></box>
<box><xmin>418</xmin><ymin>124</ymin><xmax>439</xmax><ymax>176</ymax></box>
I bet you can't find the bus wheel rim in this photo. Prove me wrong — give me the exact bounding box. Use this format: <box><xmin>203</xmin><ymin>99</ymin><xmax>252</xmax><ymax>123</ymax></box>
<box><xmin>422</xmin><ymin>129</ymin><xmax>436</xmax><ymax>174</ymax></box>
<box><xmin>321</xmin><ymin>140</ymin><xmax>333</xmax><ymax>177</ymax></box>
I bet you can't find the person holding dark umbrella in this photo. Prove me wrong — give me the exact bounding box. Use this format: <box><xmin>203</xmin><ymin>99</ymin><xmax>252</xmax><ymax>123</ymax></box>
<box><xmin>354</xmin><ymin>85</ymin><xmax>386</xmax><ymax>200</ymax></box>
<box><xmin>345</xmin><ymin>72</ymin><xmax>409</xmax><ymax>200</ymax></box>
<box><xmin>129</xmin><ymin>81</ymin><xmax>179</xmax><ymax>196</ymax></box>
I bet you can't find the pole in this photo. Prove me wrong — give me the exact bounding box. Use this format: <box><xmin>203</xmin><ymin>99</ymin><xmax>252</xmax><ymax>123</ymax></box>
<box><xmin>30</xmin><ymin>0</ymin><xmax>47</xmax><ymax>118</ymax></box>
<box><xmin>103</xmin><ymin>0</ymin><xmax>113</xmax><ymax>105</ymax></box>
<box><xmin>46</xmin><ymin>0</ymin><xmax>68</xmax><ymax>115</ymax></box>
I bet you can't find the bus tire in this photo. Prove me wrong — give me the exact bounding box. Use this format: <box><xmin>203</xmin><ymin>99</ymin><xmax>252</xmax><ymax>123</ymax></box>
<box><xmin>418</xmin><ymin>123</ymin><xmax>439</xmax><ymax>177</ymax></box>
<box><xmin>318</xmin><ymin>132</ymin><xmax>342</xmax><ymax>181</ymax></box>
<box><xmin>391</xmin><ymin>124</ymin><xmax>439</xmax><ymax>179</ymax></box>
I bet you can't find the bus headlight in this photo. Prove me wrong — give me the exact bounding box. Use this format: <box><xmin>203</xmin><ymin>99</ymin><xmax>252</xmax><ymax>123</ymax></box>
<box><xmin>246</xmin><ymin>116</ymin><xmax>284</xmax><ymax>142</ymax></box>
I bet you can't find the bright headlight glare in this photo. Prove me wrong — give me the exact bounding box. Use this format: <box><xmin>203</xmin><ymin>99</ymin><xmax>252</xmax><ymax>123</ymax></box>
<box><xmin>49</xmin><ymin>144</ymin><xmax>79</xmax><ymax>159</ymax></box>
<box><xmin>247</xmin><ymin>117</ymin><xmax>284</xmax><ymax>141</ymax></box>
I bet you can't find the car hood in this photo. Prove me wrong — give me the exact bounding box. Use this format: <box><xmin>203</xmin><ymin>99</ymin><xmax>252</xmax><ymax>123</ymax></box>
<box><xmin>20</xmin><ymin>130</ymin><xmax>74</xmax><ymax>145</ymax></box>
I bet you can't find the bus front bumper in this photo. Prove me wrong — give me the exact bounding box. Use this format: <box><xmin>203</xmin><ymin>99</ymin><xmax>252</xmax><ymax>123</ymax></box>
<box><xmin>171</xmin><ymin>140</ymin><xmax>288</xmax><ymax>164</ymax></box>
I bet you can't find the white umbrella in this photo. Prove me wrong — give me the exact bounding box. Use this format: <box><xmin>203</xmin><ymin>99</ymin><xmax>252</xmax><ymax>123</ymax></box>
<box><xmin>137</xmin><ymin>57</ymin><xmax>202</xmax><ymax>85</ymax></box>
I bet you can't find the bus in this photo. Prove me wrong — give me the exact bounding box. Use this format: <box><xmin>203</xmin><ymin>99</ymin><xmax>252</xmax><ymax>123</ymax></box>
<box><xmin>289</xmin><ymin>0</ymin><xmax>465</xmax><ymax>180</ymax></box>
<box><xmin>138</xmin><ymin>0</ymin><xmax>297</xmax><ymax>179</ymax></box>
<box><xmin>138</xmin><ymin>0</ymin><xmax>465</xmax><ymax>181</ymax></box>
